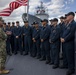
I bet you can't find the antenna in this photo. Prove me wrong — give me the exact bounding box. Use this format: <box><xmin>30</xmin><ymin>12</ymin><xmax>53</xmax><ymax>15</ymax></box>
<box><xmin>41</xmin><ymin>1</ymin><xmax>43</xmax><ymax>8</ymax></box>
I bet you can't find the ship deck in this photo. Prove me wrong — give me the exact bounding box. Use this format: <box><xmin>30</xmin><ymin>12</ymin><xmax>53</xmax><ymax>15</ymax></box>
<box><xmin>5</xmin><ymin>32</ymin><xmax>76</xmax><ymax>75</ymax></box>
<box><xmin>5</xmin><ymin>54</ymin><xmax>76</xmax><ymax>75</ymax></box>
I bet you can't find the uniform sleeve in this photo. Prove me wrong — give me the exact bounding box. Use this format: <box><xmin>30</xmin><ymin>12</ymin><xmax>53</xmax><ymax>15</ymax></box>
<box><xmin>64</xmin><ymin>24</ymin><xmax>76</xmax><ymax>42</ymax></box>
<box><xmin>12</xmin><ymin>27</ymin><xmax>16</xmax><ymax>36</ymax></box>
<box><xmin>22</xmin><ymin>27</ymin><xmax>25</xmax><ymax>34</ymax></box>
<box><xmin>18</xmin><ymin>27</ymin><xmax>22</xmax><ymax>36</ymax></box>
<box><xmin>60</xmin><ymin>25</ymin><xmax>65</xmax><ymax>37</ymax></box>
<box><xmin>0</xmin><ymin>29</ymin><xmax>7</xmax><ymax>40</ymax></box>
<box><xmin>40</xmin><ymin>29</ymin><xmax>42</xmax><ymax>39</ymax></box>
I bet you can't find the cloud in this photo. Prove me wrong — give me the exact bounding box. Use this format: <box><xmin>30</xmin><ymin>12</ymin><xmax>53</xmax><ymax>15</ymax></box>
<box><xmin>0</xmin><ymin>0</ymin><xmax>13</xmax><ymax>7</ymax></box>
<box><xmin>29</xmin><ymin>0</ymin><xmax>40</xmax><ymax>14</ymax></box>
<box><xmin>65</xmin><ymin>0</ymin><xmax>74</xmax><ymax>5</ymax></box>
<box><xmin>0</xmin><ymin>0</ymin><xmax>41</xmax><ymax>23</ymax></box>
<box><xmin>43</xmin><ymin>0</ymin><xmax>65</xmax><ymax>17</ymax></box>
<box><xmin>0</xmin><ymin>0</ymin><xmax>25</xmax><ymax>23</ymax></box>
<box><xmin>0</xmin><ymin>0</ymin><xmax>76</xmax><ymax>23</ymax></box>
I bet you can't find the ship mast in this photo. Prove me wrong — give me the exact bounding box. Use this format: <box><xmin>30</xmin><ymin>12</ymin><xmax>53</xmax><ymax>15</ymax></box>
<box><xmin>35</xmin><ymin>1</ymin><xmax>49</xmax><ymax>20</ymax></box>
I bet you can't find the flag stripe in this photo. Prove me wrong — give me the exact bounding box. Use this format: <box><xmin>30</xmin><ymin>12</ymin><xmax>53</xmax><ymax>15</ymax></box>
<box><xmin>0</xmin><ymin>12</ymin><xmax>11</xmax><ymax>16</ymax></box>
<box><xmin>15</xmin><ymin>0</ymin><xmax>28</xmax><ymax>6</ymax></box>
<box><xmin>0</xmin><ymin>0</ymin><xmax>28</xmax><ymax>16</ymax></box>
<box><xmin>15</xmin><ymin>0</ymin><xmax>27</xmax><ymax>4</ymax></box>
<box><xmin>16</xmin><ymin>0</ymin><xmax>28</xmax><ymax>3</ymax></box>
<box><xmin>0</xmin><ymin>8</ymin><xmax>12</xmax><ymax>16</ymax></box>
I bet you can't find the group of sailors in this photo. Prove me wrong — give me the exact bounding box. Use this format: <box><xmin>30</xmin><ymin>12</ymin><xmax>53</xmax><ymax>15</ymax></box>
<box><xmin>2</xmin><ymin>12</ymin><xmax>76</xmax><ymax>75</ymax></box>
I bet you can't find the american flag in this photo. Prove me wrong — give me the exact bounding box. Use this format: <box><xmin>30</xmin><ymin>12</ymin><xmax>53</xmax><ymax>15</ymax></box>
<box><xmin>0</xmin><ymin>8</ymin><xmax>13</xmax><ymax>16</ymax></box>
<box><xmin>16</xmin><ymin>0</ymin><xmax>28</xmax><ymax>6</ymax></box>
<box><xmin>0</xmin><ymin>0</ymin><xmax>28</xmax><ymax>16</ymax></box>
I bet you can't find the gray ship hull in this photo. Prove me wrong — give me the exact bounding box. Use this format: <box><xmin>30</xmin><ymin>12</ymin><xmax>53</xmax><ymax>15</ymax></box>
<box><xmin>22</xmin><ymin>13</ymin><xmax>42</xmax><ymax>25</ymax></box>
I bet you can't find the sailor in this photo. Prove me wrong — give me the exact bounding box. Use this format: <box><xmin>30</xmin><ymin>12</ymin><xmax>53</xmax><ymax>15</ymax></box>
<box><xmin>31</xmin><ymin>22</ymin><xmax>36</xmax><ymax>57</ymax></box>
<box><xmin>11</xmin><ymin>22</ymin><xmax>15</xmax><ymax>53</ymax></box>
<box><xmin>40</xmin><ymin>19</ymin><xmax>51</xmax><ymax>64</ymax></box>
<box><xmin>6</xmin><ymin>22</ymin><xmax>12</xmax><ymax>56</ymax></box>
<box><xmin>59</xmin><ymin>16</ymin><xmax>69</xmax><ymax>69</ymax></box>
<box><xmin>22</xmin><ymin>21</ymin><xmax>32</xmax><ymax>56</ymax></box>
<box><xmin>49</xmin><ymin>18</ymin><xmax>60</xmax><ymax>69</ymax></box>
<box><xmin>61</xmin><ymin>12</ymin><xmax>76</xmax><ymax>75</ymax></box>
<box><xmin>59</xmin><ymin>16</ymin><xmax>65</xmax><ymax>28</ymax></box>
<box><xmin>59</xmin><ymin>16</ymin><xmax>66</xmax><ymax>60</ymax></box>
<box><xmin>12</xmin><ymin>21</ymin><xmax>22</xmax><ymax>55</ymax></box>
<box><xmin>32</xmin><ymin>21</ymin><xmax>41</xmax><ymax>59</ymax></box>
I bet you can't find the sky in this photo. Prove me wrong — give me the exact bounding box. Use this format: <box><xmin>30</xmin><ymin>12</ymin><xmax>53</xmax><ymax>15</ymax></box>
<box><xmin>0</xmin><ymin>0</ymin><xmax>76</xmax><ymax>24</ymax></box>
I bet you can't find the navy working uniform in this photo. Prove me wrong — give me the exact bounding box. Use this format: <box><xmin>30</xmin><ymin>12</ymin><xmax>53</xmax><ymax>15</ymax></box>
<box><xmin>22</xmin><ymin>25</ymin><xmax>25</xmax><ymax>52</ymax></box>
<box><xmin>49</xmin><ymin>25</ymin><xmax>60</xmax><ymax>67</ymax></box>
<box><xmin>59</xmin><ymin>20</ymin><xmax>65</xmax><ymax>60</ymax></box>
<box><xmin>61</xmin><ymin>20</ymin><xmax>76</xmax><ymax>72</ymax></box>
<box><xmin>2</xmin><ymin>23</ymin><xmax>12</xmax><ymax>55</ymax></box>
<box><xmin>49</xmin><ymin>18</ymin><xmax>60</xmax><ymax>68</ymax></box>
<box><xmin>40</xmin><ymin>21</ymin><xmax>50</xmax><ymax>63</ymax></box>
<box><xmin>32</xmin><ymin>22</ymin><xmax>41</xmax><ymax>58</ymax></box>
<box><xmin>22</xmin><ymin>22</ymin><xmax>32</xmax><ymax>55</ymax></box>
<box><xmin>60</xmin><ymin>22</ymin><xmax>68</xmax><ymax>68</ymax></box>
<box><xmin>5</xmin><ymin>24</ymin><xmax>12</xmax><ymax>55</ymax></box>
<box><xmin>11</xmin><ymin>22</ymin><xmax>15</xmax><ymax>53</ymax></box>
<box><xmin>31</xmin><ymin>22</ymin><xmax>36</xmax><ymax>56</ymax></box>
<box><xmin>12</xmin><ymin>25</ymin><xmax>22</xmax><ymax>54</ymax></box>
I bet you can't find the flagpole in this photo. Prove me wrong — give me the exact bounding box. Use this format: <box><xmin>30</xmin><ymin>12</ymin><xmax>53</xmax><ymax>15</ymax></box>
<box><xmin>27</xmin><ymin>0</ymin><xmax>29</xmax><ymax>20</ymax></box>
<box><xmin>25</xmin><ymin>6</ymin><xmax>26</xmax><ymax>14</ymax></box>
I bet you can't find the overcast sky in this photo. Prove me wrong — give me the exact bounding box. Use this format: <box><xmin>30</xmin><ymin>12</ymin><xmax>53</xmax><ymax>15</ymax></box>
<box><xmin>0</xmin><ymin>0</ymin><xmax>76</xmax><ymax>24</ymax></box>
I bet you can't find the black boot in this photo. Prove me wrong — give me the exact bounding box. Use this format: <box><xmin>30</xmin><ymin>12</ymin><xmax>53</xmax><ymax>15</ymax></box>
<box><xmin>66</xmin><ymin>70</ymin><xmax>75</xmax><ymax>75</ymax></box>
<box><xmin>52</xmin><ymin>65</ymin><xmax>59</xmax><ymax>69</ymax></box>
<box><xmin>45</xmin><ymin>60</ymin><xmax>50</xmax><ymax>64</ymax></box>
<box><xmin>39</xmin><ymin>57</ymin><xmax>46</xmax><ymax>61</ymax></box>
<box><xmin>49</xmin><ymin>62</ymin><xmax>54</xmax><ymax>65</ymax></box>
<box><xmin>7</xmin><ymin>53</ymin><xmax>12</xmax><ymax>56</ymax></box>
<box><xmin>24</xmin><ymin>53</ymin><xmax>28</xmax><ymax>56</ymax></box>
<box><xmin>14</xmin><ymin>52</ymin><xmax>18</xmax><ymax>55</ymax></box>
<box><xmin>20</xmin><ymin>52</ymin><xmax>23</xmax><ymax>55</ymax></box>
<box><xmin>59</xmin><ymin>65</ymin><xmax>68</xmax><ymax>69</ymax></box>
<box><xmin>36</xmin><ymin>56</ymin><xmax>41</xmax><ymax>59</ymax></box>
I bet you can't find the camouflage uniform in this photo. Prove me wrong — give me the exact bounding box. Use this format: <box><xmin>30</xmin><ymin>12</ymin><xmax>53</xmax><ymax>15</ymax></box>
<box><xmin>0</xmin><ymin>28</ymin><xmax>7</xmax><ymax>70</ymax></box>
